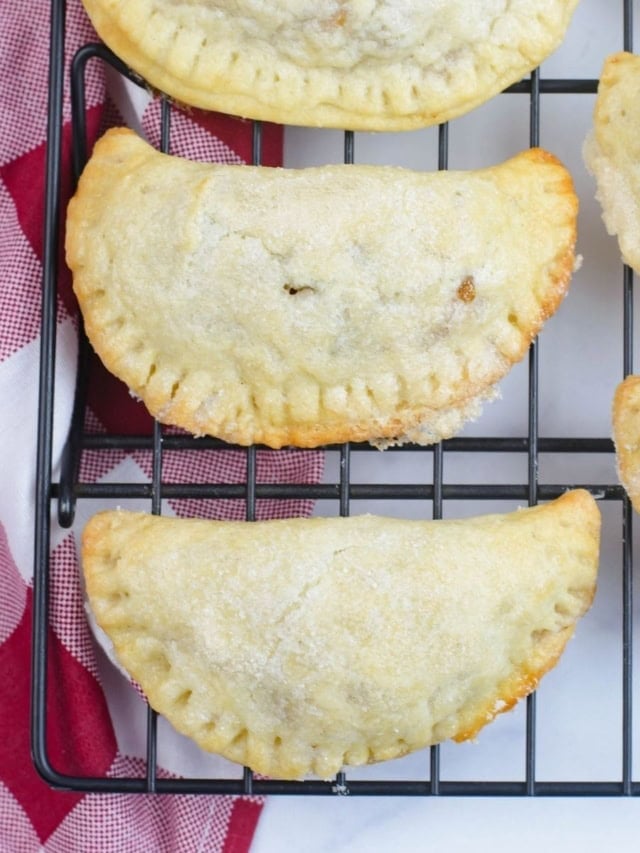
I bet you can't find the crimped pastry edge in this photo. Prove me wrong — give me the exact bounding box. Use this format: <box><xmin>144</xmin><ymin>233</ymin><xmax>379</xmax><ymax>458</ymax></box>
<box><xmin>584</xmin><ymin>51</ymin><xmax>640</xmax><ymax>274</ymax></box>
<box><xmin>66</xmin><ymin>128</ymin><xmax>578</xmax><ymax>450</ymax></box>
<box><xmin>82</xmin><ymin>490</ymin><xmax>600</xmax><ymax>779</ymax></box>
<box><xmin>79</xmin><ymin>0</ymin><xmax>579</xmax><ymax>131</ymax></box>
<box><xmin>612</xmin><ymin>374</ymin><xmax>640</xmax><ymax>513</ymax></box>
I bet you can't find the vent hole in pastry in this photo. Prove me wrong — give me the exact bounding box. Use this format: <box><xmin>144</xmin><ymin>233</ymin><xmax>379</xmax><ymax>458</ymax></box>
<box><xmin>508</xmin><ymin>312</ymin><xmax>520</xmax><ymax>328</ymax></box>
<box><xmin>170</xmin><ymin>379</ymin><xmax>181</xmax><ymax>400</ymax></box>
<box><xmin>284</xmin><ymin>283</ymin><xmax>315</xmax><ymax>296</ymax></box>
<box><xmin>274</xmin><ymin>736</ymin><xmax>282</xmax><ymax>748</ymax></box>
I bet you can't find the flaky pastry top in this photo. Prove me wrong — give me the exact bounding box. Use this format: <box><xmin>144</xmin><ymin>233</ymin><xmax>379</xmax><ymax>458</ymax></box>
<box><xmin>82</xmin><ymin>490</ymin><xmax>600</xmax><ymax>779</ymax></box>
<box><xmin>66</xmin><ymin>128</ymin><xmax>578</xmax><ymax>449</ymax></box>
<box><xmin>81</xmin><ymin>0</ymin><xmax>579</xmax><ymax>130</ymax></box>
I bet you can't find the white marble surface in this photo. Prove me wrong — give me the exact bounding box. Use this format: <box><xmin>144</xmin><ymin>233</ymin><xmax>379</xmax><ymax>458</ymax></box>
<box><xmin>251</xmin><ymin>0</ymin><xmax>640</xmax><ymax>847</ymax></box>
<box><xmin>252</xmin><ymin>797</ymin><xmax>640</xmax><ymax>852</ymax></box>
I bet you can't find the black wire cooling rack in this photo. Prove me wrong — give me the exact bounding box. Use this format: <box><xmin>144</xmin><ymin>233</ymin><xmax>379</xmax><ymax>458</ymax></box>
<box><xmin>32</xmin><ymin>0</ymin><xmax>638</xmax><ymax>796</ymax></box>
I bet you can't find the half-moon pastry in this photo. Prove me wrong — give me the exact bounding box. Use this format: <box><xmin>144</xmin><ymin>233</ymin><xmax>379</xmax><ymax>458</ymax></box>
<box><xmin>612</xmin><ymin>374</ymin><xmax>640</xmax><ymax>512</ymax></box>
<box><xmin>66</xmin><ymin>128</ymin><xmax>578</xmax><ymax>449</ymax></box>
<box><xmin>80</xmin><ymin>0</ymin><xmax>580</xmax><ymax>131</ymax></box>
<box><xmin>82</xmin><ymin>490</ymin><xmax>600</xmax><ymax>780</ymax></box>
<box><xmin>584</xmin><ymin>52</ymin><xmax>640</xmax><ymax>273</ymax></box>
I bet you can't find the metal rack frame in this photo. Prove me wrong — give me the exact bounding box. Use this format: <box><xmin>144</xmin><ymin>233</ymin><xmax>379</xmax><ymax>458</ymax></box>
<box><xmin>32</xmin><ymin>0</ymin><xmax>637</xmax><ymax>796</ymax></box>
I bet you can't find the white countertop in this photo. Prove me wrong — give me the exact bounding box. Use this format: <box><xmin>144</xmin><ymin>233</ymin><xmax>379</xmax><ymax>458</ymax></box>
<box><xmin>252</xmin><ymin>796</ymin><xmax>640</xmax><ymax>852</ymax></box>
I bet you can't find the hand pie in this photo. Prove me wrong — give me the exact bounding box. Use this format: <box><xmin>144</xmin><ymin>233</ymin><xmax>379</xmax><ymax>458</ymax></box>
<box><xmin>82</xmin><ymin>490</ymin><xmax>600</xmax><ymax>780</ymax></box>
<box><xmin>79</xmin><ymin>0</ymin><xmax>579</xmax><ymax>130</ymax></box>
<box><xmin>584</xmin><ymin>52</ymin><xmax>640</xmax><ymax>273</ymax></box>
<box><xmin>612</xmin><ymin>375</ymin><xmax>640</xmax><ymax>512</ymax></box>
<box><xmin>66</xmin><ymin>128</ymin><xmax>578</xmax><ymax>449</ymax></box>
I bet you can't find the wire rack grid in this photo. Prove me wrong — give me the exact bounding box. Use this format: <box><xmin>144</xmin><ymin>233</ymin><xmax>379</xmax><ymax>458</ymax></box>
<box><xmin>33</xmin><ymin>0</ymin><xmax>638</xmax><ymax>796</ymax></box>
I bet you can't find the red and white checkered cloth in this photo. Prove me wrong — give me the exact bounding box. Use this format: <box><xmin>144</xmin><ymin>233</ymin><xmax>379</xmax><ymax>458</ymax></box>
<box><xmin>0</xmin><ymin>2</ymin><xmax>324</xmax><ymax>850</ymax></box>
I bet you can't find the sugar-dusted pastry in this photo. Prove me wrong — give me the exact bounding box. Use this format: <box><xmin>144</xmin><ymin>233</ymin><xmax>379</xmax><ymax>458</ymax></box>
<box><xmin>612</xmin><ymin>375</ymin><xmax>640</xmax><ymax>512</ymax></box>
<box><xmin>80</xmin><ymin>0</ymin><xmax>579</xmax><ymax>131</ymax></box>
<box><xmin>82</xmin><ymin>490</ymin><xmax>600</xmax><ymax>780</ymax></box>
<box><xmin>584</xmin><ymin>52</ymin><xmax>640</xmax><ymax>273</ymax></box>
<box><xmin>66</xmin><ymin>128</ymin><xmax>578</xmax><ymax>449</ymax></box>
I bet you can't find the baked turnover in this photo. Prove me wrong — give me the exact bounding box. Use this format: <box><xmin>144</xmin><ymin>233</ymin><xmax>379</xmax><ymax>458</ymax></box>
<box><xmin>66</xmin><ymin>128</ymin><xmax>578</xmax><ymax>449</ymax></box>
<box><xmin>82</xmin><ymin>490</ymin><xmax>600</xmax><ymax>779</ymax></box>
<box><xmin>612</xmin><ymin>375</ymin><xmax>640</xmax><ymax>513</ymax></box>
<box><xmin>584</xmin><ymin>52</ymin><xmax>640</xmax><ymax>274</ymax></box>
<box><xmin>79</xmin><ymin>0</ymin><xmax>580</xmax><ymax>130</ymax></box>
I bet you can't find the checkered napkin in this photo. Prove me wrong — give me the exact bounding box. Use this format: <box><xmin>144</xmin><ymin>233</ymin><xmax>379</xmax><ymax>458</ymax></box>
<box><xmin>0</xmin><ymin>2</ymin><xmax>324</xmax><ymax>849</ymax></box>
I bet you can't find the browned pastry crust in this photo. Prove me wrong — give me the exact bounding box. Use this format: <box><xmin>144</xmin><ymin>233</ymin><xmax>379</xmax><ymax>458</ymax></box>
<box><xmin>612</xmin><ymin>375</ymin><xmax>640</xmax><ymax>512</ymax></box>
<box><xmin>79</xmin><ymin>0</ymin><xmax>579</xmax><ymax>131</ymax></box>
<box><xmin>584</xmin><ymin>52</ymin><xmax>640</xmax><ymax>274</ymax></box>
<box><xmin>82</xmin><ymin>490</ymin><xmax>600</xmax><ymax>780</ymax></box>
<box><xmin>66</xmin><ymin>128</ymin><xmax>578</xmax><ymax>449</ymax></box>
